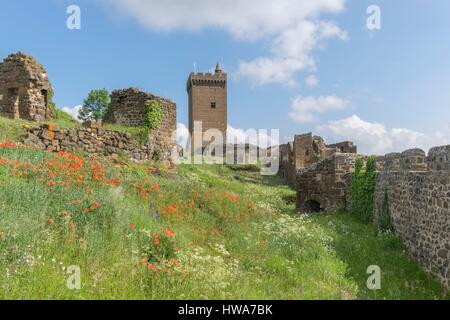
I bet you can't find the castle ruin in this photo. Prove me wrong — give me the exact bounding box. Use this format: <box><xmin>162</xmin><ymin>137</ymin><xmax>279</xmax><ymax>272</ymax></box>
<box><xmin>285</xmin><ymin>133</ymin><xmax>450</xmax><ymax>288</ymax></box>
<box><xmin>0</xmin><ymin>52</ymin><xmax>53</xmax><ymax>121</ymax></box>
<box><xmin>278</xmin><ymin>132</ymin><xmax>357</xmax><ymax>185</ymax></box>
<box><xmin>371</xmin><ymin>147</ymin><xmax>450</xmax><ymax>288</ymax></box>
<box><xmin>105</xmin><ymin>87</ymin><xmax>176</xmax><ymax>128</ymax></box>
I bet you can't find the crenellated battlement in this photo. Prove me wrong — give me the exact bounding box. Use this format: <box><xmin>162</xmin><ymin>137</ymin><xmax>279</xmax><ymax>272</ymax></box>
<box><xmin>186</xmin><ymin>71</ymin><xmax>227</xmax><ymax>92</ymax></box>
<box><xmin>427</xmin><ymin>145</ymin><xmax>450</xmax><ymax>171</ymax></box>
<box><xmin>376</xmin><ymin>146</ymin><xmax>450</xmax><ymax>173</ymax></box>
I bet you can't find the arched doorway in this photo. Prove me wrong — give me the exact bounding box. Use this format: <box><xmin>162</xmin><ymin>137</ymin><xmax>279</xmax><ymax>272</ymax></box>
<box><xmin>304</xmin><ymin>200</ymin><xmax>322</xmax><ymax>213</ymax></box>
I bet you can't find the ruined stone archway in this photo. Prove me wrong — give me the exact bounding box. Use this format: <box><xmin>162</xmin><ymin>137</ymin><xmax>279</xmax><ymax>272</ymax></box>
<box><xmin>304</xmin><ymin>200</ymin><xmax>322</xmax><ymax>213</ymax></box>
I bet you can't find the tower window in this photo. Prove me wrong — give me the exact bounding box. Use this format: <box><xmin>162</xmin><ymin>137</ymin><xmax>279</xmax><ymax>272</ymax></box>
<box><xmin>211</xmin><ymin>102</ymin><xmax>216</xmax><ymax>109</ymax></box>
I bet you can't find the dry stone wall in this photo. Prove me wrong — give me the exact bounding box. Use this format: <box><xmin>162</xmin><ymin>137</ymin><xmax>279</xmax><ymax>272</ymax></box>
<box><xmin>23</xmin><ymin>123</ymin><xmax>175</xmax><ymax>166</ymax></box>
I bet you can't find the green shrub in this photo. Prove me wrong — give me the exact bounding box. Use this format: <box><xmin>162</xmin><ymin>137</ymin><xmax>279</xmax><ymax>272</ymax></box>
<box><xmin>379</xmin><ymin>188</ymin><xmax>393</xmax><ymax>232</ymax></box>
<box><xmin>352</xmin><ymin>156</ymin><xmax>377</xmax><ymax>224</ymax></box>
<box><xmin>152</xmin><ymin>149</ymin><xmax>162</xmax><ymax>162</ymax></box>
<box><xmin>134</xmin><ymin>100</ymin><xmax>164</xmax><ymax>145</ymax></box>
<box><xmin>351</xmin><ymin>157</ymin><xmax>364</xmax><ymax>218</ymax></box>
<box><xmin>79</xmin><ymin>89</ymin><xmax>110</xmax><ymax>121</ymax></box>
<box><xmin>144</xmin><ymin>100</ymin><xmax>163</xmax><ymax>131</ymax></box>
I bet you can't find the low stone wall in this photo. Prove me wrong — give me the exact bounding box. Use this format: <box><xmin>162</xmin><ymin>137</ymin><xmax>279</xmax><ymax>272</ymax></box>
<box><xmin>23</xmin><ymin>123</ymin><xmax>175</xmax><ymax>166</ymax></box>
<box><xmin>373</xmin><ymin>147</ymin><xmax>450</xmax><ymax>288</ymax></box>
<box><xmin>296</xmin><ymin>153</ymin><xmax>357</xmax><ymax>213</ymax></box>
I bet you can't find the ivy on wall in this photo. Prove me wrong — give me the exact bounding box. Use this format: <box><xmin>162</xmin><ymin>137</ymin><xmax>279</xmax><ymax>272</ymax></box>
<box><xmin>138</xmin><ymin>100</ymin><xmax>164</xmax><ymax>145</ymax></box>
<box><xmin>144</xmin><ymin>100</ymin><xmax>163</xmax><ymax>131</ymax></box>
<box><xmin>351</xmin><ymin>156</ymin><xmax>377</xmax><ymax>224</ymax></box>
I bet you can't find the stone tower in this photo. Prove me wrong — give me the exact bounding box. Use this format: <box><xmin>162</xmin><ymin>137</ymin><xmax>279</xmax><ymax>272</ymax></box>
<box><xmin>187</xmin><ymin>63</ymin><xmax>227</xmax><ymax>147</ymax></box>
<box><xmin>0</xmin><ymin>52</ymin><xmax>53</xmax><ymax>121</ymax></box>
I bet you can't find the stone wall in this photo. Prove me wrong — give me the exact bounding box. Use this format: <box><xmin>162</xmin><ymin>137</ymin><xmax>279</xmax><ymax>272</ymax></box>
<box><xmin>0</xmin><ymin>52</ymin><xmax>52</xmax><ymax>121</ymax></box>
<box><xmin>278</xmin><ymin>133</ymin><xmax>357</xmax><ymax>186</ymax></box>
<box><xmin>105</xmin><ymin>88</ymin><xmax>176</xmax><ymax>126</ymax></box>
<box><xmin>23</xmin><ymin>123</ymin><xmax>176</xmax><ymax>166</ymax></box>
<box><xmin>373</xmin><ymin>147</ymin><xmax>450</xmax><ymax>288</ymax></box>
<box><xmin>296</xmin><ymin>145</ymin><xmax>449</xmax><ymax>288</ymax></box>
<box><xmin>327</xmin><ymin>141</ymin><xmax>357</xmax><ymax>154</ymax></box>
<box><xmin>104</xmin><ymin>87</ymin><xmax>176</xmax><ymax>159</ymax></box>
<box><xmin>278</xmin><ymin>143</ymin><xmax>295</xmax><ymax>185</ymax></box>
<box><xmin>296</xmin><ymin>153</ymin><xmax>357</xmax><ymax>213</ymax></box>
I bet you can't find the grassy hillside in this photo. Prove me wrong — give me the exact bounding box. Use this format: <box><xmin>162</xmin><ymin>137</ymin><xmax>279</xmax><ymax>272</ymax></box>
<box><xmin>0</xmin><ymin>143</ymin><xmax>448</xmax><ymax>300</ymax></box>
<box><xmin>0</xmin><ymin>113</ymin><xmax>155</xmax><ymax>145</ymax></box>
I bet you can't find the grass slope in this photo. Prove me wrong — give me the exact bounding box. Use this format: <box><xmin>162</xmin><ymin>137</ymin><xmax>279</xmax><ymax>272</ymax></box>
<box><xmin>0</xmin><ymin>142</ymin><xmax>448</xmax><ymax>300</ymax></box>
<box><xmin>0</xmin><ymin>113</ymin><xmax>154</xmax><ymax>145</ymax></box>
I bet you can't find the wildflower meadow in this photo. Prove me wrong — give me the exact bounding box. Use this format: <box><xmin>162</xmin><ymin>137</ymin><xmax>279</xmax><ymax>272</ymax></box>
<box><xmin>0</xmin><ymin>142</ymin><xmax>448</xmax><ymax>300</ymax></box>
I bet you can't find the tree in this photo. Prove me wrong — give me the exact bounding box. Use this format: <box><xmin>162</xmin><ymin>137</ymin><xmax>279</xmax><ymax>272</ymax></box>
<box><xmin>78</xmin><ymin>89</ymin><xmax>110</xmax><ymax>121</ymax></box>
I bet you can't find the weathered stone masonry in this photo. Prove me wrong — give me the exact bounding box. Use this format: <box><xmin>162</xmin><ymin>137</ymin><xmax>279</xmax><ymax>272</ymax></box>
<box><xmin>187</xmin><ymin>64</ymin><xmax>228</xmax><ymax>148</ymax></box>
<box><xmin>278</xmin><ymin>132</ymin><xmax>357</xmax><ymax>186</ymax></box>
<box><xmin>104</xmin><ymin>88</ymin><xmax>177</xmax><ymax>163</ymax></box>
<box><xmin>105</xmin><ymin>88</ymin><xmax>176</xmax><ymax>128</ymax></box>
<box><xmin>372</xmin><ymin>147</ymin><xmax>450</xmax><ymax>288</ymax></box>
<box><xmin>0</xmin><ymin>52</ymin><xmax>52</xmax><ymax>121</ymax></box>
<box><xmin>296</xmin><ymin>153</ymin><xmax>357</xmax><ymax>213</ymax></box>
<box><xmin>294</xmin><ymin>144</ymin><xmax>450</xmax><ymax>288</ymax></box>
<box><xmin>23</xmin><ymin>123</ymin><xmax>175</xmax><ymax>166</ymax></box>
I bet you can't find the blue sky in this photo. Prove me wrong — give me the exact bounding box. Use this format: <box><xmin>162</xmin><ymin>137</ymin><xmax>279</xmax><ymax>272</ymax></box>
<box><xmin>1</xmin><ymin>0</ymin><xmax>450</xmax><ymax>154</ymax></box>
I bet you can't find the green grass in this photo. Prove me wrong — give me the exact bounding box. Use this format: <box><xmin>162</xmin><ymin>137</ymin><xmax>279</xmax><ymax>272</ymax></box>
<box><xmin>0</xmin><ymin>144</ymin><xmax>448</xmax><ymax>300</ymax></box>
<box><xmin>0</xmin><ymin>113</ymin><xmax>151</xmax><ymax>146</ymax></box>
<box><xmin>0</xmin><ymin>114</ymin><xmax>81</xmax><ymax>143</ymax></box>
<box><xmin>311</xmin><ymin>214</ymin><xmax>448</xmax><ymax>299</ymax></box>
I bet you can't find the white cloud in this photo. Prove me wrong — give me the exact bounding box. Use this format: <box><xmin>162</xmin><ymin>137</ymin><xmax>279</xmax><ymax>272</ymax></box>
<box><xmin>289</xmin><ymin>95</ymin><xmax>347</xmax><ymax>123</ymax></box>
<box><xmin>237</xmin><ymin>20</ymin><xmax>348</xmax><ymax>86</ymax></box>
<box><xmin>106</xmin><ymin>0</ymin><xmax>347</xmax><ymax>86</ymax></box>
<box><xmin>107</xmin><ymin>0</ymin><xmax>345</xmax><ymax>38</ymax></box>
<box><xmin>59</xmin><ymin>105</ymin><xmax>82</xmax><ymax>121</ymax></box>
<box><xmin>176</xmin><ymin>123</ymin><xmax>190</xmax><ymax>149</ymax></box>
<box><xmin>316</xmin><ymin>115</ymin><xmax>450</xmax><ymax>155</ymax></box>
<box><xmin>305</xmin><ymin>75</ymin><xmax>319</xmax><ymax>87</ymax></box>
